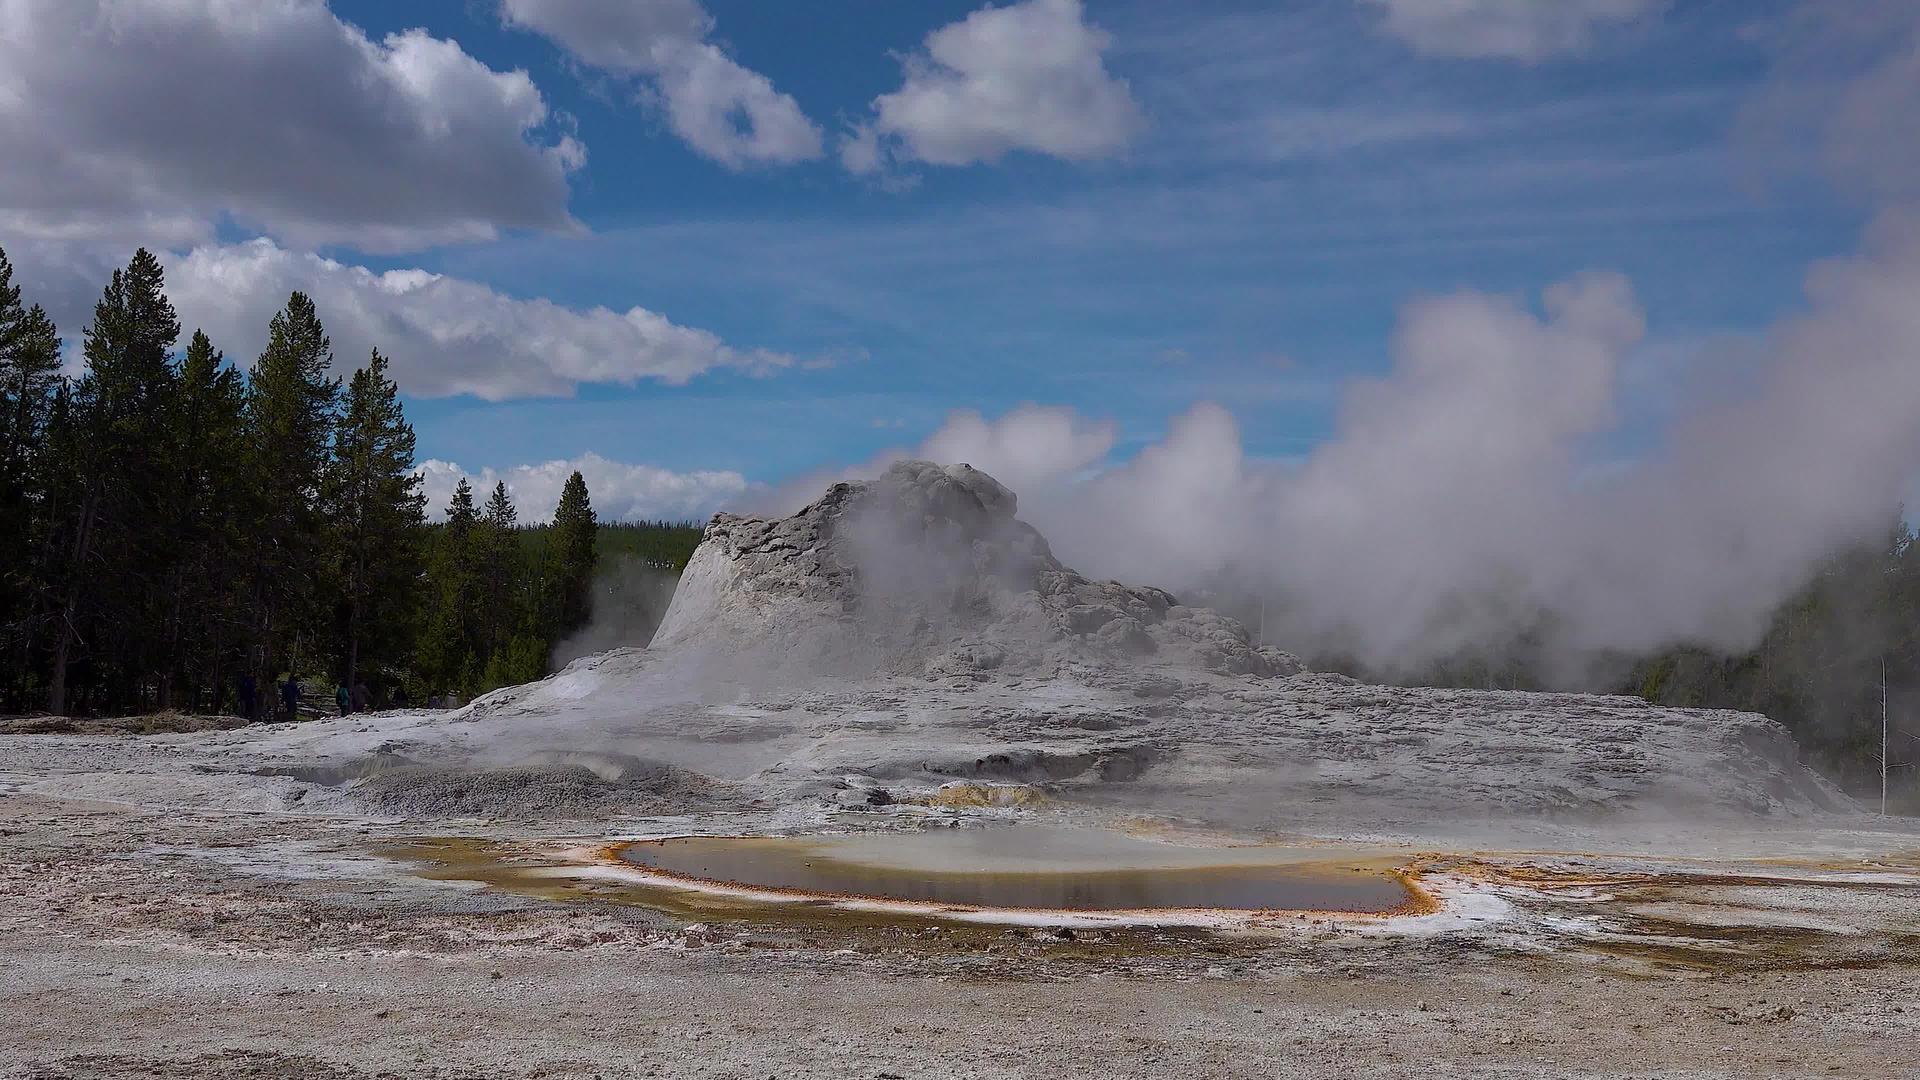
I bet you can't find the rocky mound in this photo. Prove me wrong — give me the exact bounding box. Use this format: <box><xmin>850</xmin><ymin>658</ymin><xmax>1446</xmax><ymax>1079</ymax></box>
<box><xmin>351</xmin><ymin>759</ymin><xmax>730</xmax><ymax>820</ymax></box>
<box><xmin>654</xmin><ymin>460</ymin><xmax>1302</xmax><ymax>679</ymax></box>
<box><xmin>427</xmin><ymin>461</ymin><xmax>1854</xmax><ymax>830</ymax></box>
<box><xmin>0</xmin><ymin>711</ymin><xmax>248</xmax><ymax>736</ymax></box>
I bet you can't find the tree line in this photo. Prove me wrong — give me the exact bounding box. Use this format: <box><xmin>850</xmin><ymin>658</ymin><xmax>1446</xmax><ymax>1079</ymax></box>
<box><xmin>0</xmin><ymin>244</ymin><xmax>698</xmax><ymax>718</ymax></box>
<box><xmin>1334</xmin><ymin>521</ymin><xmax>1920</xmax><ymax>807</ymax></box>
<box><xmin>1621</xmin><ymin>522</ymin><xmax>1920</xmax><ymax>806</ymax></box>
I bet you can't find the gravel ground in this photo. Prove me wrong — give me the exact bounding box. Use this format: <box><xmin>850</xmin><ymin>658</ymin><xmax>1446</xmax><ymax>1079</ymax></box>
<box><xmin>3</xmin><ymin>788</ymin><xmax>1917</xmax><ymax>1080</ymax></box>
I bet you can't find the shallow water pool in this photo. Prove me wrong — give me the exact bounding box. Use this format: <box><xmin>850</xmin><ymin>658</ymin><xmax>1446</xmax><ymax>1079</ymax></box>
<box><xmin>616</xmin><ymin>827</ymin><xmax>1416</xmax><ymax>913</ymax></box>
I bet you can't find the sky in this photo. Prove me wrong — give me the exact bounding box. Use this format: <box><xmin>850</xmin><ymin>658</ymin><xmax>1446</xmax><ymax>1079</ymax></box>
<box><xmin>0</xmin><ymin>0</ymin><xmax>1894</xmax><ymax>528</ymax></box>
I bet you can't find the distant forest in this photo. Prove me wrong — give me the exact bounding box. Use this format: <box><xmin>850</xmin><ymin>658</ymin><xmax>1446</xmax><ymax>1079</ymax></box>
<box><xmin>1625</xmin><ymin>529</ymin><xmax>1920</xmax><ymax>808</ymax></box>
<box><xmin>0</xmin><ymin>244</ymin><xmax>702</xmax><ymax>717</ymax></box>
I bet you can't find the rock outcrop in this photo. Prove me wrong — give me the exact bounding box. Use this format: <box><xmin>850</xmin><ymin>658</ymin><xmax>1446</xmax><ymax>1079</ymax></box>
<box><xmin>653</xmin><ymin>460</ymin><xmax>1302</xmax><ymax>679</ymax></box>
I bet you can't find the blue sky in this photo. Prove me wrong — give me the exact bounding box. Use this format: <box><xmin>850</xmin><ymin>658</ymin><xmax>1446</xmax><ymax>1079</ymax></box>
<box><xmin>359</xmin><ymin>0</ymin><xmax>1859</xmax><ymax>478</ymax></box>
<box><xmin>0</xmin><ymin>0</ymin><xmax>1884</xmax><ymax>519</ymax></box>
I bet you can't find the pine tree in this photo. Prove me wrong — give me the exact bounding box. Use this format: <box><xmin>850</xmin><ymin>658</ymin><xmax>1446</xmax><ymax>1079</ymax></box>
<box><xmin>158</xmin><ymin>330</ymin><xmax>250</xmax><ymax>709</ymax></box>
<box><xmin>478</xmin><ymin>481</ymin><xmax>521</xmax><ymax>664</ymax></box>
<box><xmin>0</xmin><ymin>255</ymin><xmax>710</xmax><ymax>714</ymax></box>
<box><xmin>418</xmin><ymin>478</ymin><xmax>481</xmax><ymax>695</ymax></box>
<box><xmin>47</xmin><ymin>250</ymin><xmax>181</xmax><ymax>712</ymax></box>
<box><xmin>0</xmin><ymin>245</ymin><xmax>20</xmax><ymax>356</ymax></box>
<box><xmin>480</xmin><ymin>633</ymin><xmax>545</xmax><ymax>690</ymax></box>
<box><xmin>324</xmin><ymin>350</ymin><xmax>425</xmax><ymax>692</ymax></box>
<box><xmin>446</xmin><ymin>478</ymin><xmax>478</xmax><ymax>535</ymax></box>
<box><xmin>548</xmin><ymin>471</ymin><xmax>598</xmax><ymax>643</ymax></box>
<box><xmin>29</xmin><ymin>384</ymin><xmax>83</xmax><ymax>701</ymax></box>
<box><xmin>244</xmin><ymin>292</ymin><xmax>339</xmax><ymax>689</ymax></box>
<box><xmin>483</xmin><ymin>482</ymin><xmax>517</xmax><ymax>529</ymax></box>
<box><xmin>0</xmin><ymin>247</ymin><xmax>63</xmax><ymax>475</ymax></box>
<box><xmin>0</xmin><ymin>246</ymin><xmax>63</xmax><ymax>707</ymax></box>
<box><xmin>0</xmin><ymin>306</ymin><xmax>61</xmax><ymax>470</ymax></box>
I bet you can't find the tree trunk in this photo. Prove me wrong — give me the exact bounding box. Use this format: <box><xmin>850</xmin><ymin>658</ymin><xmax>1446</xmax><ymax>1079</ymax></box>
<box><xmin>48</xmin><ymin>616</ymin><xmax>74</xmax><ymax>716</ymax></box>
<box><xmin>343</xmin><ymin>584</ymin><xmax>360</xmax><ymax>684</ymax></box>
<box><xmin>48</xmin><ymin>491</ymin><xmax>98</xmax><ymax>716</ymax></box>
<box><xmin>345</xmin><ymin>545</ymin><xmax>367</xmax><ymax>691</ymax></box>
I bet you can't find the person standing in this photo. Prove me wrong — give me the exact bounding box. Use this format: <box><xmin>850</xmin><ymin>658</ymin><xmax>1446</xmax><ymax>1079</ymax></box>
<box><xmin>280</xmin><ymin>675</ymin><xmax>300</xmax><ymax>721</ymax></box>
<box><xmin>335</xmin><ymin>682</ymin><xmax>350</xmax><ymax>716</ymax></box>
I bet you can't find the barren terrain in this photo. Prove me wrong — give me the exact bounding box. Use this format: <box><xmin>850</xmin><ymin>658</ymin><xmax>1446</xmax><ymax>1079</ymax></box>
<box><xmin>4</xmin><ymin>732</ymin><xmax>1917</xmax><ymax>1080</ymax></box>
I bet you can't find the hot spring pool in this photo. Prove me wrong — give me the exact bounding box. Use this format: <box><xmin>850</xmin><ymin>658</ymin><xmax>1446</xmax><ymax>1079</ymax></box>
<box><xmin>614</xmin><ymin>827</ymin><xmax>1419</xmax><ymax>913</ymax></box>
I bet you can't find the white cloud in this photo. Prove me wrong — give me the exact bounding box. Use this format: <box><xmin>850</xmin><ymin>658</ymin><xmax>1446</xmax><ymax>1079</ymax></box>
<box><xmin>500</xmin><ymin>0</ymin><xmax>822</xmax><ymax>169</ymax></box>
<box><xmin>838</xmin><ymin>123</ymin><xmax>886</xmax><ymax>176</ymax></box>
<box><xmin>1357</xmin><ymin>0</ymin><xmax>1664</xmax><ymax>61</ymax></box>
<box><xmin>844</xmin><ymin>0</ymin><xmax>1142</xmax><ymax>175</ymax></box>
<box><xmin>0</xmin><ymin>0</ymin><xmax>582</xmax><ymax>253</ymax></box>
<box><xmin>419</xmin><ymin>453</ymin><xmax>747</xmax><ymax>523</ymax></box>
<box><xmin>165</xmin><ymin>239</ymin><xmax>792</xmax><ymax>400</ymax></box>
<box><xmin>1738</xmin><ymin>1</ymin><xmax>1920</xmax><ymax>205</ymax></box>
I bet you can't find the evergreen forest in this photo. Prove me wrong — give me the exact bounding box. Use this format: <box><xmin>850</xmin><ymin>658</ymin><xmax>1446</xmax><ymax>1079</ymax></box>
<box><xmin>0</xmin><ymin>245</ymin><xmax>700</xmax><ymax>718</ymax></box>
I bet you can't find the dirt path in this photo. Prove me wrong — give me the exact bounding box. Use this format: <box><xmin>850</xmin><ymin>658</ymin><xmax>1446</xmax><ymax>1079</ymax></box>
<box><xmin>3</xmin><ymin>793</ymin><xmax>1916</xmax><ymax>1079</ymax></box>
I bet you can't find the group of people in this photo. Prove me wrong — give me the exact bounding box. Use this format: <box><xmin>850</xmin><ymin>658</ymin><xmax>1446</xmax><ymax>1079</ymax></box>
<box><xmin>227</xmin><ymin>673</ymin><xmax>411</xmax><ymax>722</ymax></box>
<box><xmin>209</xmin><ymin>673</ymin><xmax>495</xmax><ymax>722</ymax></box>
<box><xmin>333</xmin><ymin>680</ymin><xmax>373</xmax><ymax>716</ymax></box>
<box><xmin>231</xmin><ymin>668</ymin><xmax>311</xmax><ymax>718</ymax></box>
<box><xmin>231</xmin><ymin>673</ymin><xmax>308</xmax><ymax>722</ymax></box>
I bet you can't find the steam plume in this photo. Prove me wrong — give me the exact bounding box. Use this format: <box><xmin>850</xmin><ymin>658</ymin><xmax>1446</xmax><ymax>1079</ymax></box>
<box><xmin>759</xmin><ymin>3</ymin><xmax>1920</xmax><ymax>680</ymax></box>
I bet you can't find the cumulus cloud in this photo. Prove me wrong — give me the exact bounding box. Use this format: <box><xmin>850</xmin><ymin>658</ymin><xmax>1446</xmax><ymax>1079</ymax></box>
<box><xmin>0</xmin><ymin>0</ymin><xmax>582</xmax><ymax>253</ymax></box>
<box><xmin>419</xmin><ymin>454</ymin><xmax>748</xmax><ymax>523</ymax></box>
<box><xmin>1357</xmin><ymin>0</ymin><xmax>1664</xmax><ymax>62</ymax></box>
<box><xmin>164</xmin><ymin>239</ymin><xmax>792</xmax><ymax>400</ymax></box>
<box><xmin>843</xmin><ymin>0</ymin><xmax>1142</xmax><ymax>175</ymax></box>
<box><xmin>500</xmin><ymin>0</ymin><xmax>822</xmax><ymax>168</ymax></box>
